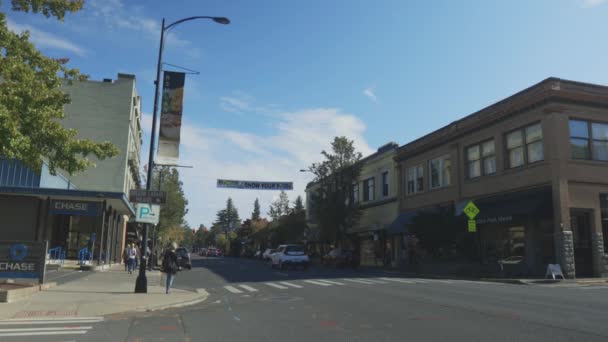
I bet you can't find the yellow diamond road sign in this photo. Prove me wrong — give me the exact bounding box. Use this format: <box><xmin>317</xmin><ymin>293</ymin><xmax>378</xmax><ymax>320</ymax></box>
<box><xmin>463</xmin><ymin>201</ymin><xmax>480</xmax><ymax>219</ymax></box>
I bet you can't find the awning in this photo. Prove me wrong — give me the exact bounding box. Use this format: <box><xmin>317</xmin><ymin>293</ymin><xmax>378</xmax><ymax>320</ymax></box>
<box><xmin>0</xmin><ymin>186</ymin><xmax>135</xmax><ymax>216</ymax></box>
<box><xmin>388</xmin><ymin>206</ymin><xmax>441</xmax><ymax>234</ymax></box>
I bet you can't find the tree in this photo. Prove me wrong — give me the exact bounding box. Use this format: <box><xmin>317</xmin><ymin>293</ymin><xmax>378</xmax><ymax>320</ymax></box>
<box><xmin>0</xmin><ymin>0</ymin><xmax>120</xmax><ymax>175</ymax></box>
<box><xmin>268</xmin><ymin>190</ymin><xmax>290</xmax><ymax>221</ymax></box>
<box><xmin>307</xmin><ymin>136</ymin><xmax>363</xmax><ymax>244</ymax></box>
<box><xmin>153</xmin><ymin>167</ymin><xmax>189</xmax><ymax>241</ymax></box>
<box><xmin>251</xmin><ymin>198</ymin><xmax>261</xmax><ymax>221</ymax></box>
<box><xmin>213</xmin><ymin>198</ymin><xmax>241</xmax><ymax>252</ymax></box>
<box><xmin>293</xmin><ymin>195</ymin><xmax>304</xmax><ymax>213</ymax></box>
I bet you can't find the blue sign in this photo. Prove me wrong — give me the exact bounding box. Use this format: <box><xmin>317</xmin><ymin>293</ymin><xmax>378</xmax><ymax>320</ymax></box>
<box><xmin>50</xmin><ymin>200</ymin><xmax>101</xmax><ymax>216</ymax></box>
<box><xmin>9</xmin><ymin>244</ymin><xmax>27</xmax><ymax>261</ymax></box>
<box><xmin>1</xmin><ymin>241</ymin><xmax>47</xmax><ymax>283</ymax></box>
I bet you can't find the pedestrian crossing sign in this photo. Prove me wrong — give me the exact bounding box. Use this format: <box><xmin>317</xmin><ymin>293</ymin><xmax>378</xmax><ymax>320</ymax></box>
<box><xmin>468</xmin><ymin>219</ymin><xmax>477</xmax><ymax>233</ymax></box>
<box><xmin>463</xmin><ymin>201</ymin><xmax>480</xmax><ymax>219</ymax></box>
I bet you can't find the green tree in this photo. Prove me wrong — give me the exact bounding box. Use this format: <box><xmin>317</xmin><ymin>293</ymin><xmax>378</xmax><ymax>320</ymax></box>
<box><xmin>0</xmin><ymin>0</ymin><xmax>119</xmax><ymax>175</ymax></box>
<box><xmin>268</xmin><ymin>191</ymin><xmax>290</xmax><ymax>221</ymax></box>
<box><xmin>251</xmin><ymin>198</ymin><xmax>261</xmax><ymax>220</ymax></box>
<box><xmin>307</xmin><ymin>136</ymin><xmax>363</xmax><ymax>244</ymax></box>
<box><xmin>153</xmin><ymin>167</ymin><xmax>189</xmax><ymax>241</ymax></box>
<box><xmin>293</xmin><ymin>195</ymin><xmax>304</xmax><ymax>213</ymax></box>
<box><xmin>213</xmin><ymin>198</ymin><xmax>241</xmax><ymax>252</ymax></box>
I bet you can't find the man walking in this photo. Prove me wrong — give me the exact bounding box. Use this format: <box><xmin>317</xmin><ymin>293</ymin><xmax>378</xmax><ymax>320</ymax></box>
<box><xmin>127</xmin><ymin>244</ymin><xmax>137</xmax><ymax>274</ymax></box>
<box><xmin>162</xmin><ymin>242</ymin><xmax>179</xmax><ymax>294</ymax></box>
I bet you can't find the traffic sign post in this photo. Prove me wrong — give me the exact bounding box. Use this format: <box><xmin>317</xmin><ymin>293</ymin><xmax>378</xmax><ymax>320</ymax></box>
<box><xmin>129</xmin><ymin>190</ymin><xmax>167</xmax><ymax>204</ymax></box>
<box><xmin>463</xmin><ymin>201</ymin><xmax>480</xmax><ymax>220</ymax></box>
<box><xmin>468</xmin><ymin>219</ymin><xmax>477</xmax><ymax>233</ymax></box>
<box><xmin>135</xmin><ymin>204</ymin><xmax>160</xmax><ymax>225</ymax></box>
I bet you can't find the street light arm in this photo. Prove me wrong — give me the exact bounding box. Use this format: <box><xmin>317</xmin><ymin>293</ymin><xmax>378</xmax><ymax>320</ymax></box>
<box><xmin>165</xmin><ymin>16</ymin><xmax>230</xmax><ymax>31</ymax></box>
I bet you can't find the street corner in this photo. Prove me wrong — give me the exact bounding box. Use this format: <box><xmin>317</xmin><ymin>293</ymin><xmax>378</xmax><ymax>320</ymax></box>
<box><xmin>140</xmin><ymin>287</ymin><xmax>210</xmax><ymax>313</ymax></box>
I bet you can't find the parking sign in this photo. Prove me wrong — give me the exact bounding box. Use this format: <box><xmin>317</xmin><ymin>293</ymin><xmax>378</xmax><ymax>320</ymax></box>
<box><xmin>135</xmin><ymin>203</ymin><xmax>160</xmax><ymax>224</ymax></box>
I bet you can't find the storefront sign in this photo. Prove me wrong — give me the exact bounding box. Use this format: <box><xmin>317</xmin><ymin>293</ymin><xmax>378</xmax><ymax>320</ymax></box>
<box><xmin>0</xmin><ymin>241</ymin><xmax>47</xmax><ymax>283</ymax></box>
<box><xmin>476</xmin><ymin>216</ymin><xmax>513</xmax><ymax>225</ymax></box>
<box><xmin>463</xmin><ymin>201</ymin><xmax>480</xmax><ymax>219</ymax></box>
<box><xmin>129</xmin><ymin>190</ymin><xmax>167</xmax><ymax>204</ymax></box>
<box><xmin>157</xmin><ymin>71</ymin><xmax>186</xmax><ymax>164</ymax></box>
<box><xmin>217</xmin><ymin>179</ymin><xmax>293</xmax><ymax>190</ymax></box>
<box><xmin>50</xmin><ymin>200</ymin><xmax>101</xmax><ymax>217</ymax></box>
<box><xmin>468</xmin><ymin>220</ymin><xmax>477</xmax><ymax>233</ymax></box>
<box><xmin>135</xmin><ymin>203</ymin><xmax>160</xmax><ymax>225</ymax></box>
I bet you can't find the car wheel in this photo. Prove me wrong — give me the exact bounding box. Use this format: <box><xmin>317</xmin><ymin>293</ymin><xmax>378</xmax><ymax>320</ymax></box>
<box><xmin>187</xmin><ymin>265</ymin><xmax>192</xmax><ymax>270</ymax></box>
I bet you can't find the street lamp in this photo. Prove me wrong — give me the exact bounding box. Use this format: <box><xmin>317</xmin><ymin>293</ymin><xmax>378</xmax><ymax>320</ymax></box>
<box><xmin>135</xmin><ymin>15</ymin><xmax>230</xmax><ymax>294</ymax></box>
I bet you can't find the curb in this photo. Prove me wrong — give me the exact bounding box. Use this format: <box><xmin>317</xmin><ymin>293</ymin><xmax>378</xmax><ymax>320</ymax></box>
<box><xmin>395</xmin><ymin>271</ymin><xmax>530</xmax><ymax>285</ymax></box>
<box><xmin>143</xmin><ymin>288</ymin><xmax>209</xmax><ymax>312</ymax></box>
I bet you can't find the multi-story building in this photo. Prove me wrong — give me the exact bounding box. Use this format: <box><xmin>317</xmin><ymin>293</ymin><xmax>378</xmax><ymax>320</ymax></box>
<box><xmin>392</xmin><ymin>78</ymin><xmax>608</xmax><ymax>278</ymax></box>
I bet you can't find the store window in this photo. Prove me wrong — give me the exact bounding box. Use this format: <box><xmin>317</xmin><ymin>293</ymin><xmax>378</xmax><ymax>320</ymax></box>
<box><xmin>363</xmin><ymin>177</ymin><xmax>375</xmax><ymax>202</ymax></box>
<box><xmin>406</xmin><ymin>165</ymin><xmax>424</xmax><ymax>194</ymax></box>
<box><xmin>467</xmin><ymin>140</ymin><xmax>496</xmax><ymax>178</ymax></box>
<box><xmin>569</xmin><ymin>120</ymin><xmax>608</xmax><ymax>161</ymax></box>
<box><xmin>600</xmin><ymin>194</ymin><xmax>608</xmax><ymax>251</ymax></box>
<box><xmin>506</xmin><ymin>123</ymin><xmax>543</xmax><ymax>168</ymax></box>
<box><xmin>482</xmin><ymin>226</ymin><xmax>526</xmax><ymax>263</ymax></box>
<box><xmin>351</xmin><ymin>182</ymin><xmax>359</xmax><ymax>204</ymax></box>
<box><xmin>429</xmin><ymin>155</ymin><xmax>451</xmax><ymax>189</ymax></box>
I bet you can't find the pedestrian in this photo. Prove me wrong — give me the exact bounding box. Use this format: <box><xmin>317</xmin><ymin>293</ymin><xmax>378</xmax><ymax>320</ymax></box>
<box><xmin>162</xmin><ymin>242</ymin><xmax>179</xmax><ymax>294</ymax></box>
<box><xmin>127</xmin><ymin>243</ymin><xmax>137</xmax><ymax>274</ymax></box>
<box><xmin>122</xmin><ymin>246</ymin><xmax>129</xmax><ymax>272</ymax></box>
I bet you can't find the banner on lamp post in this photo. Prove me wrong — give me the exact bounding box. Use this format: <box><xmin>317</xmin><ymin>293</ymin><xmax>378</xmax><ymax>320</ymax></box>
<box><xmin>157</xmin><ymin>71</ymin><xmax>186</xmax><ymax>164</ymax></box>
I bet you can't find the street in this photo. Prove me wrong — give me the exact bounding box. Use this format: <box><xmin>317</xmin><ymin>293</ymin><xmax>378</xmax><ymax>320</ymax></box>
<box><xmin>1</xmin><ymin>256</ymin><xmax>608</xmax><ymax>341</ymax></box>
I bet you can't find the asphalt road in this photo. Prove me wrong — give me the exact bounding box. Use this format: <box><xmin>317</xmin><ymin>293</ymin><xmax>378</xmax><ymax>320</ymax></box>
<box><xmin>4</xmin><ymin>255</ymin><xmax>608</xmax><ymax>341</ymax></box>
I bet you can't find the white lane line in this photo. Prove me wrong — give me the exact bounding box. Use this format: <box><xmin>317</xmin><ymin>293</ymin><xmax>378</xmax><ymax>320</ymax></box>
<box><xmin>0</xmin><ymin>327</ymin><xmax>92</xmax><ymax>332</ymax></box>
<box><xmin>303</xmin><ymin>280</ymin><xmax>332</xmax><ymax>286</ymax></box>
<box><xmin>0</xmin><ymin>320</ymin><xmax>101</xmax><ymax>325</ymax></box>
<box><xmin>0</xmin><ymin>331</ymin><xmax>88</xmax><ymax>337</ymax></box>
<box><xmin>380</xmin><ymin>277</ymin><xmax>416</xmax><ymax>283</ymax></box>
<box><xmin>315</xmin><ymin>279</ymin><xmax>345</xmax><ymax>285</ymax></box>
<box><xmin>238</xmin><ymin>285</ymin><xmax>259</xmax><ymax>292</ymax></box>
<box><xmin>343</xmin><ymin>278</ymin><xmax>375</xmax><ymax>284</ymax></box>
<box><xmin>224</xmin><ymin>286</ymin><xmax>244</xmax><ymax>294</ymax></box>
<box><xmin>1</xmin><ymin>317</ymin><xmax>103</xmax><ymax>322</ymax></box>
<box><xmin>265</xmin><ymin>282</ymin><xmax>288</xmax><ymax>289</ymax></box>
<box><xmin>279</xmin><ymin>282</ymin><xmax>303</xmax><ymax>288</ymax></box>
<box><xmin>576</xmin><ymin>286</ymin><xmax>608</xmax><ymax>290</ymax></box>
<box><xmin>357</xmin><ymin>278</ymin><xmax>387</xmax><ymax>284</ymax></box>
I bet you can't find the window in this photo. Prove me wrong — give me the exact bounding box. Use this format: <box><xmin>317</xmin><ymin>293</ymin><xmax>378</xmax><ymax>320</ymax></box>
<box><xmin>429</xmin><ymin>155</ymin><xmax>451</xmax><ymax>189</ymax></box>
<box><xmin>382</xmin><ymin>171</ymin><xmax>389</xmax><ymax>197</ymax></box>
<box><xmin>406</xmin><ymin>165</ymin><xmax>424</xmax><ymax>194</ymax></box>
<box><xmin>467</xmin><ymin>140</ymin><xmax>496</xmax><ymax>178</ymax></box>
<box><xmin>506</xmin><ymin>123</ymin><xmax>543</xmax><ymax>168</ymax></box>
<box><xmin>570</xmin><ymin>120</ymin><xmax>608</xmax><ymax>161</ymax></box>
<box><xmin>363</xmin><ymin>177</ymin><xmax>375</xmax><ymax>202</ymax></box>
<box><xmin>600</xmin><ymin>195</ymin><xmax>608</xmax><ymax>251</ymax></box>
<box><xmin>352</xmin><ymin>182</ymin><xmax>359</xmax><ymax>204</ymax></box>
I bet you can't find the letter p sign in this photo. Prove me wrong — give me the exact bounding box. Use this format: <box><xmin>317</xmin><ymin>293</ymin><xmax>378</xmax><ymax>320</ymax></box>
<box><xmin>135</xmin><ymin>203</ymin><xmax>160</xmax><ymax>224</ymax></box>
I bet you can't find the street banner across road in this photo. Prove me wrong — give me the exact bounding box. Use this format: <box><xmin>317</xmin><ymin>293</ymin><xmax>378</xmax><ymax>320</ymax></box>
<box><xmin>157</xmin><ymin>71</ymin><xmax>186</xmax><ymax>164</ymax></box>
<box><xmin>0</xmin><ymin>241</ymin><xmax>47</xmax><ymax>284</ymax></box>
<box><xmin>217</xmin><ymin>179</ymin><xmax>293</xmax><ymax>190</ymax></box>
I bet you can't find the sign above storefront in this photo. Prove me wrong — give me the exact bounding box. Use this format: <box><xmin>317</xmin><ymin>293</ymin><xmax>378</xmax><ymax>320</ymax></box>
<box><xmin>129</xmin><ymin>190</ymin><xmax>166</xmax><ymax>204</ymax></box>
<box><xmin>463</xmin><ymin>201</ymin><xmax>480</xmax><ymax>219</ymax></box>
<box><xmin>50</xmin><ymin>200</ymin><xmax>101</xmax><ymax>217</ymax></box>
<box><xmin>0</xmin><ymin>241</ymin><xmax>47</xmax><ymax>284</ymax></box>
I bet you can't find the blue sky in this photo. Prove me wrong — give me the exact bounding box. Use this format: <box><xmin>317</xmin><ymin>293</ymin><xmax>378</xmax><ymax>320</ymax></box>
<box><xmin>6</xmin><ymin>0</ymin><xmax>608</xmax><ymax>227</ymax></box>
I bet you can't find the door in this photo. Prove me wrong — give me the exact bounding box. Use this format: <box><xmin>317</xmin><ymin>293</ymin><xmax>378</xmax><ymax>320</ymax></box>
<box><xmin>570</xmin><ymin>210</ymin><xmax>593</xmax><ymax>277</ymax></box>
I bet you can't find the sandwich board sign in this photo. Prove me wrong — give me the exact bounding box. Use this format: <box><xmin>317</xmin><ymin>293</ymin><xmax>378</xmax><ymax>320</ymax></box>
<box><xmin>135</xmin><ymin>203</ymin><xmax>160</xmax><ymax>225</ymax></box>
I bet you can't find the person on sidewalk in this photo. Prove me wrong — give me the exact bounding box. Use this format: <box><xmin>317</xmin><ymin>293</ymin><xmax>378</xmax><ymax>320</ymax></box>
<box><xmin>122</xmin><ymin>246</ymin><xmax>129</xmax><ymax>272</ymax></box>
<box><xmin>127</xmin><ymin>244</ymin><xmax>137</xmax><ymax>274</ymax></box>
<box><xmin>162</xmin><ymin>242</ymin><xmax>180</xmax><ymax>294</ymax></box>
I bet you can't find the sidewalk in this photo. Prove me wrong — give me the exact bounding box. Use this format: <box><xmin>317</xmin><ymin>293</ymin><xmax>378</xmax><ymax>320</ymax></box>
<box><xmin>0</xmin><ymin>265</ymin><xmax>208</xmax><ymax>319</ymax></box>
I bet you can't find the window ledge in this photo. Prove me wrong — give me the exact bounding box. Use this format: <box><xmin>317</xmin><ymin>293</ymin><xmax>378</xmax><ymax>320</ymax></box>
<box><xmin>568</xmin><ymin>159</ymin><xmax>608</xmax><ymax>166</ymax></box>
<box><xmin>501</xmin><ymin>160</ymin><xmax>547</xmax><ymax>176</ymax></box>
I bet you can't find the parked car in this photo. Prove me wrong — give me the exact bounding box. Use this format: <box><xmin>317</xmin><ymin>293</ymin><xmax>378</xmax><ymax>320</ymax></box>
<box><xmin>175</xmin><ymin>247</ymin><xmax>192</xmax><ymax>270</ymax></box>
<box><xmin>271</xmin><ymin>245</ymin><xmax>310</xmax><ymax>270</ymax></box>
<box><xmin>322</xmin><ymin>248</ymin><xmax>353</xmax><ymax>267</ymax></box>
<box><xmin>262</xmin><ymin>248</ymin><xmax>275</xmax><ymax>261</ymax></box>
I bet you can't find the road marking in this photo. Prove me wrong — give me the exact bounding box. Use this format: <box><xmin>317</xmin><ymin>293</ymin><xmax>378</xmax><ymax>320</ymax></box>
<box><xmin>303</xmin><ymin>280</ymin><xmax>332</xmax><ymax>286</ymax></box>
<box><xmin>1</xmin><ymin>317</ymin><xmax>103</xmax><ymax>322</ymax></box>
<box><xmin>279</xmin><ymin>282</ymin><xmax>303</xmax><ymax>288</ymax></box>
<box><xmin>0</xmin><ymin>327</ymin><xmax>92</xmax><ymax>332</ymax></box>
<box><xmin>265</xmin><ymin>282</ymin><xmax>289</xmax><ymax>289</ymax></box>
<box><xmin>315</xmin><ymin>279</ymin><xmax>345</xmax><ymax>285</ymax></box>
<box><xmin>380</xmin><ymin>277</ymin><xmax>416</xmax><ymax>283</ymax></box>
<box><xmin>0</xmin><ymin>331</ymin><xmax>89</xmax><ymax>337</ymax></box>
<box><xmin>238</xmin><ymin>284</ymin><xmax>259</xmax><ymax>292</ymax></box>
<box><xmin>576</xmin><ymin>286</ymin><xmax>608</xmax><ymax>290</ymax></box>
<box><xmin>343</xmin><ymin>278</ymin><xmax>375</xmax><ymax>284</ymax></box>
<box><xmin>0</xmin><ymin>319</ymin><xmax>103</xmax><ymax>325</ymax></box>
<box><xmin>357</xmin><ymin>278</ymin><xmax>387</xmax><ymax>284</ymax></box>
<box><xmin>224</xmin><ymin>286</ymin><xmax>244</xmax><ymax>294</ymax></box>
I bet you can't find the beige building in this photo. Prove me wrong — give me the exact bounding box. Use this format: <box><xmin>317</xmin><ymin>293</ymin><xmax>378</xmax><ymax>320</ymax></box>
<box><xmin>393</xmin><ymin>78</ymin><xmax>608</xmax><ymax>278</ymax></box>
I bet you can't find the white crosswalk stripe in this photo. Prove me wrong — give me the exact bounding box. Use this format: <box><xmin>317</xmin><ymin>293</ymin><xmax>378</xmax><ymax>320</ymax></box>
<box><xmin>0</xmin><ymin>317</ymin><xmax>101</xmax><ymax>337</ymax></box>
<box><xmin>380</xmin><ymin>277</ymin><xmax>416</xmax><ymax>283</ymax></box>
<box><xmin>265</xmin><ymin>282</ymin><xmax>289</xmax><ymax>289</ymax></box>
<box><xmin>343</xmin><ymin>278</ymin><xmax>375</xmax><ymax>284</ymax></box>
<box><xmin>315</xmin><ymin>279</ymin><xmax>345</xmax><ymax>285</ymax></box>
<box><xmin>304</xmin><ymin>280</ymin><xmax>333</xmax><ymax>286</ymax></box>
<box><xmin>224</xmin><ymin>285</ymin><xmax>244</xmax><ymax>294</ymax></box>
<box><xmin>356</xmin><ymin>278</ymin><xmax>387</xmax><ymax>284</ymax></box>
<box><xmin>279</xmin><ymin>282</ymin><xmax>303</xmax><ymax>288</ymax></box>
<box><xmin>238</xmin><ymin>284</ymin><xmax>259</xmax><ymax>292</ymax></box>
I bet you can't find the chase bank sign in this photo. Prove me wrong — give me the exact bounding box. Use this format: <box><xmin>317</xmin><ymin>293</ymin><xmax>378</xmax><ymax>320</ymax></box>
<box><xmin>50</xmin><ymin>200</ymin><xmax>101</xmax><ymax>217</ymax></box>
<box><xmin>0</xmin><ymin>241</ymin><xmax>47</xmax><ymax>283</ymax></box>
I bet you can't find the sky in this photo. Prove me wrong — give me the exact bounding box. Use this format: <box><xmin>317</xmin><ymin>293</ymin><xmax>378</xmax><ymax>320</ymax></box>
<box><xmin>5</xmin><ymin>0</ymin><xmax>608</xmax><ymax>227</ymax></box>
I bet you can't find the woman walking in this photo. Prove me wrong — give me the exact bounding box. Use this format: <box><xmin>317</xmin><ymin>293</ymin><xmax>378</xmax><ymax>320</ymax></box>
<box><xmin>162</xmin><ymin>242</ymin><xmax>179</xmax><ymax>294</ymax></box>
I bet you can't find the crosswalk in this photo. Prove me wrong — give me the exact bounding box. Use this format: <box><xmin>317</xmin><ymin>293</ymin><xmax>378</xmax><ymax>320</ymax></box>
<box><xmin>0</xmin><ymin>316</ymin><xmax>103</xmax><ymax>338</ymax></box>
<box><xmin>220</xmin><ymin>277</ymin><xmax>490</xmax><ymax>295</ymax></box>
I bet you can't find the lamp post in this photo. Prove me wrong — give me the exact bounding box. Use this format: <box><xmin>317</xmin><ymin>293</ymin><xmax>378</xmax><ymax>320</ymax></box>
<box><xmin>135</xmin><ymin>15</ymin><xmax>230</xmax><ymax>293</ymax></box>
